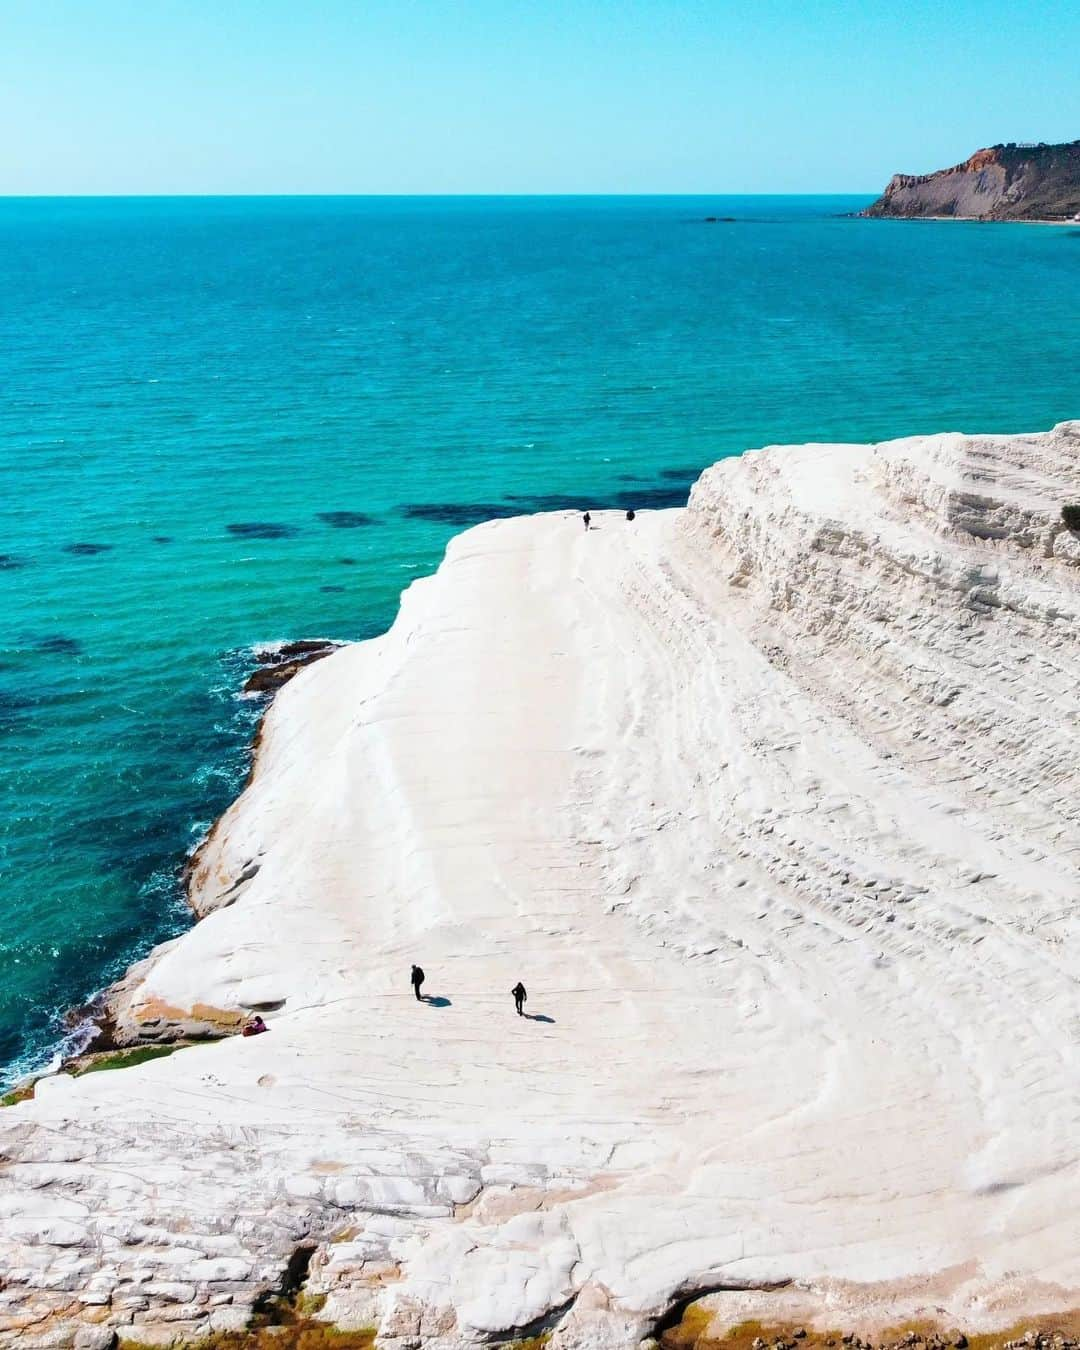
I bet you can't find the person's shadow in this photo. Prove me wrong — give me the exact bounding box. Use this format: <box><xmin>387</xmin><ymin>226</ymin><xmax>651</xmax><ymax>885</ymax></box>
<box><xmin>525</xmin><ymin>1013</ymin><xmax>555</xmax><ymax>1023</ymax></box>
<box><xmin>423</xmin><ymin>995</ymin><xmax>452</xmax><ymax>1008</ymax></box>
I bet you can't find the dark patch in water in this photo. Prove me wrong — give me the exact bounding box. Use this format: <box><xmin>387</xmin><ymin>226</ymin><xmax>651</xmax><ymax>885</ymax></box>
<box><xmin>338</xmin><ymin>557</ymin><xmax>357</xmax><ymax>565</ymax></box>
<box><xmin>659</xmin><ymin>465</ymin><xmax>703</xmax><ymax>481</ymax></box>
<box><xmin>401</xmin><ymin>501</ymin><xmax>521</xmax><ymax>526</ymax></box>
<box><xmin>63</xmin><ymin>542</ymin><xmax>112</xmax><ymax>556</ymax></box>
<box><xmin>226</xmin><ymin>522</ymin><xmax>297</xmax><ymax>540</ymax></box>
<box><xmin>37</xmin><ymin>635</ymin><xmax>82</xmax><ymax>656</ymax></box>
<box><xmin>504</xmin><ymin>492</ymin><xmax>587</xmax><ymax>512</ymax></box>
<box><xmin>520</xmin><ymin>485</ymin><xmax>689</xmax><ymax>512</ymax></box>
<box><xmin>317</xmin><ymin>511</ymin><xmax>376</xmax><ymax>529</ymax></box>
<box><xmin>401</xmin><ymin>483</ymin><xmax>691</xmax><ymax>525</ymax></box>
<box><xmin>0</xmin><ymin>553</ymin><xmax>29</xmax><ymax>570</ymax></box>
<box><xmin>612</xmin><ymin>484</ymin><xmax>689</xmax><ymax>510</ymax></box>
<box><xmin>152</xmin><ymin>535</ymin><xmax>174</xmax><ymax>544</ymax></box>
<box><xmin>0</xmin><ymin>689</ymin><xmax>35</xmax><ymax>734</ymax></box>
<box><xmin>320</xmin><ymin>585</ymin><xmax>346</xmax><ymax>593</ymax></box>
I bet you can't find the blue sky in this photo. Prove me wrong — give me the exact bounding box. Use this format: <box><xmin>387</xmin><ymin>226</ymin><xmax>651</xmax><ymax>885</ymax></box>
<box><xmin>3</xmin><ymin>0</ymin><xmax>1078</xmax><ymax>194</ymax></box>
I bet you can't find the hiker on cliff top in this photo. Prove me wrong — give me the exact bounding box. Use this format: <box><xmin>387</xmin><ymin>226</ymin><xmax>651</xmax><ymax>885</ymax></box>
<box><xmin>512</xmin><ymin>981</ymin><xmax>527</xmax><ymax>1016</ymax></box>
<box><xmin>582</xmin><ymin>511</ymin><xmax>591</xmax><ymax>530</ymax></box>
<box><xmin>410</xmin><ymin>964</ymin><xmax>425</xmax><ymax>1001</ymax></box>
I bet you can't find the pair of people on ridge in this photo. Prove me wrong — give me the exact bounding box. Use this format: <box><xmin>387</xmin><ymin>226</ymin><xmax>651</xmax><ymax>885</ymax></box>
<box><xmin>410</xmin><ymin>964</ymin><xmax>527</xmax><ymax>1016</ymax></box>
<box><xmin>583</xmin><ymin>509</ymin><xmax>635</xmax><ymax>529</ymax></box>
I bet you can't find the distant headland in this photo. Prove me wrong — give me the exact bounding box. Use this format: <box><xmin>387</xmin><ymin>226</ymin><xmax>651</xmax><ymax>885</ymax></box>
<box><xmin>863</xmin><ymin>139</ymin><xmax>1080</xmax><ymax>221</ymax></box>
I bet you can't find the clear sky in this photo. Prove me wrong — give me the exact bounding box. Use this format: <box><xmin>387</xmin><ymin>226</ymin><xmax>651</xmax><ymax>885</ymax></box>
<box><xmin>3</xmin><ymin>0</ymin><xmax>1078</xmax><ymax>195</ymax></box>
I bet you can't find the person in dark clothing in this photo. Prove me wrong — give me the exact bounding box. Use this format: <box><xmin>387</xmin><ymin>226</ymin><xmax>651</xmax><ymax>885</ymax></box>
<box><xmin>582</xmin><ymin>511</ymin><xmax>591</xmax><ymax>530</ymax></box>
<box><xmin>411</xmin><ymin>964</ymin><xmax>425</xmax><ymax>1001</ymax></box>
<box><xmin>626</xmin><ymin>509</ymin><xmax>635</xmax><ymax>521</ymax></box>
<box><xmin>512</xmin><ymin>981</ymin><xmax>527</xmax><ymax>1016</ymax></box>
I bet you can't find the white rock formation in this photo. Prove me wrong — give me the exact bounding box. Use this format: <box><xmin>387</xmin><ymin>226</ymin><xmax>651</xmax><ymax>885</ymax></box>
<box><xmin>2</xmin><ymin>426</ymin><xmax>1080</xmax><ymax>1349</ymax></box>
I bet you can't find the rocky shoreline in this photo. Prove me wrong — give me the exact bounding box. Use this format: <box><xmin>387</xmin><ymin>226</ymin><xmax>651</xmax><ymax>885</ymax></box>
<box><xmin>87</xmin><ymin>639</ymin><xmax>346</xmax><ymax>1053</ymax></box>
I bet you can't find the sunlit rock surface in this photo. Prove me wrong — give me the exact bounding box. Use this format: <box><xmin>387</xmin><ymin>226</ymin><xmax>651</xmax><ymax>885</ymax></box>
<box><xmin>2</xmin><ymin>424</ymin><xmax>1079</xmax><ymax>1348</ymax></box>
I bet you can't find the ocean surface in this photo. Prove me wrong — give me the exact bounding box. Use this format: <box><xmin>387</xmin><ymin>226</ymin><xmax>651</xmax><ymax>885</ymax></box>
<box><xmin>1</xmin><ymin>195</ymin><xmax>1078</xmax><ymax>1086</ymax></box>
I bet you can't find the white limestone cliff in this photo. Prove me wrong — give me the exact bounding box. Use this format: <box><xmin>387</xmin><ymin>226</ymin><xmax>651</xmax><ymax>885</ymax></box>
<box><xmin>2</xmin><ymin>424</ymin><xmax>1079</xmax><ymax>1349</ymax></box>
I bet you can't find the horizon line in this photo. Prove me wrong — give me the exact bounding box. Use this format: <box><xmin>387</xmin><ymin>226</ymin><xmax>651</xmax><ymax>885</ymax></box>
<box><xmin>0</xmin><ymin>190</ymin><xmax>882</xmax><ymax>200</ymax></box>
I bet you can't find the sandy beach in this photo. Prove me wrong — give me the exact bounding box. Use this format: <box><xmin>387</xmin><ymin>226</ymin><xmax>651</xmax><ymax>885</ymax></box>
<box><xmin>2</xmin><ymin>425</ymin><xmax>1079</xmax><ymax>1350</ymax></box>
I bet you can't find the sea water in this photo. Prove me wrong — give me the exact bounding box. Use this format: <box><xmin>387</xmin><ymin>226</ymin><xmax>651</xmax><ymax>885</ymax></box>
<box><xmin>1</xmin><ymin>195</ymin><xmax>1078</xmax><ymax>1086</ymax></box>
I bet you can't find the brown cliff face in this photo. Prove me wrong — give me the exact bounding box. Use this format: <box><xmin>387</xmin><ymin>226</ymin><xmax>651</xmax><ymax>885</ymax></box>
<box><xmin>863</xmin><ymin>141</ymin><xmax>1080</xmax><ymax>220</ymax></box>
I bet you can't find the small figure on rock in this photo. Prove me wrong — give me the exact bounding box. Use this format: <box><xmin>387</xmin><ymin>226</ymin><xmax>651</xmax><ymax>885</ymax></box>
<box><xmin>512</xmin><ymin>981</ymin><xmax>527</xmax><ymax>1016</ymax></box>
<box><xmin>242</xmin><ymin>1015</ymin><xmax>267</xmax><ymax>1037</ymax></box>
<box><xmin>582</xmin><ymin>511</ymin><xmax>591</xmax><ymax>530</ymax></box>
<box><xmin>411</xmin><ymin>964</ymin><xmax>425</xmax><ymax>1001</ymax></box>
<box><xmin>626</xmin><ymin>509</ymin><xmax>635</xmax><ymax>521</ymax></box>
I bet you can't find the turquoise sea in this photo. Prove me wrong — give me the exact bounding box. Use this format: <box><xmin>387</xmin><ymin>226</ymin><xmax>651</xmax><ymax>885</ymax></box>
<box><xmin>2</xmin><ymin>195</ymin><xmax>1079</xmax><ymax>1086</ymax></box>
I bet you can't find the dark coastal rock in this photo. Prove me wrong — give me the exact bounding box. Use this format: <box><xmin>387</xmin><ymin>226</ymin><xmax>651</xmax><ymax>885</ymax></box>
<box><xmin>317</xmin><ymin>510</ymin><xmax>376</xmax><ymax>529</ymax></box>
<box><xmin>227</xmin><ymin>522</ymin><xmax>298</xmax><ymax>540</ymax></box>
<box><xmin>64</xmin><ymin>542</ymin><xmax>113</xmax><ymax>556</ymax></box>
<box><xmin>242</xmin><ymin>639</ymin><xmax>343</xmax><ymax>697</ymax></box>
<box><xmin>864</xmin><ymin>140</ymin><xmax>1080</xmax><ymax>221</ymax></box>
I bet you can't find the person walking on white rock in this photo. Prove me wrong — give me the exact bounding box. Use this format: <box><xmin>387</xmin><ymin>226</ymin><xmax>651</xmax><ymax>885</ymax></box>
<box><xmin>410</xmin><ymin>964</ymin><xmax>425</xmax><ymax>1001</ymax></box>
<box><xmin>582</xmin><ymin>511</ymin><xmax>591</xmax><ymax>530</ymax></box>
<box><xmin>512</xmin><ymin>981</ymin><xmax>527</xmax><ymax>1016</ymax></box>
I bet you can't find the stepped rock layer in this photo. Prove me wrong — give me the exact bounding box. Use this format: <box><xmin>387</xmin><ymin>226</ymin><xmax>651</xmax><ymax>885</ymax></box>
<box><xmin>863</xmin><ymin>141</ymin><xmax>1080</xmax><ymax>220</ymax></box>
<box><xmin>3</xmin><ymin>425</ymin><xmax>1080</xmax><ymax>1349</ymax></box>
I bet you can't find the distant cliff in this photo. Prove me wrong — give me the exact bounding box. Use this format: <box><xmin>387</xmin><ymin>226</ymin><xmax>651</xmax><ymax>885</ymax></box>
<box><xmin>863</xmin><ymin>141</ymin><xmax>1080</xmax><ymax>221</ymax></box>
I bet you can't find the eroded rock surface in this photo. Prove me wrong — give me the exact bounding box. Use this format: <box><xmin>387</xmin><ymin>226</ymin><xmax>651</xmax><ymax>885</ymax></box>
<box><xmin>3</xmin><ymin>426</ymin><xmax>1079</xmax><ymax>1348</ymax></box>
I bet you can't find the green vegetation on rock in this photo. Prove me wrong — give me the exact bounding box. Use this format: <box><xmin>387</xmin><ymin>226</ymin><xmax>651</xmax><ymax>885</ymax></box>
<box><xmin>75</xmin><ymin>1044</ymin><xmax>184</xmax><ymax>1074</ymax></box>
<box><xmin>0</xmin><ymin>1083</ymin><xmax>35</xmax><ymax>1107</ymax></box>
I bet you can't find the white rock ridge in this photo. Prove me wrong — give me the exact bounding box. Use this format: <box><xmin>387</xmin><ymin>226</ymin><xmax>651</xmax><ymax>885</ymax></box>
<box><xmin>2</xmin><ymin>425</ymin><xmax>1080</xmax><ymax>1349</ymax></box>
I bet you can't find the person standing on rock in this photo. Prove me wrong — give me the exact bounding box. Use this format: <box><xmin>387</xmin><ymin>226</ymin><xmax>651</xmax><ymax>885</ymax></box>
<box><xmin>512</xmin><ymin>981</ymin><xmax>527</xmax><ymax>1016</ymax></box>
<box><xmin>411</xmin><ymin>964</ymin><xmax>425</xmax><ymax>1001</ymax></box>
<box><xmin>582</xmin><ymin>511</ymin><xmax>591</xmax><ymax>530</ymax></box>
